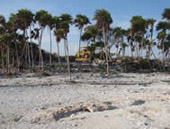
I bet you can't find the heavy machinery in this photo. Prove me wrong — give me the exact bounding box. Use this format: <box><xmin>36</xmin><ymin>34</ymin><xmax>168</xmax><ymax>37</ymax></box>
<box><xmin>75</xmin><ymin>47</ymin><xmax>91</xmax><ymax>62</ymax></box>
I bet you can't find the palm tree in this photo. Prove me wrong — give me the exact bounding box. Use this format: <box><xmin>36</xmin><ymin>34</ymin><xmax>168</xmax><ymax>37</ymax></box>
<box><xmin>145</xmin><ymin>19</ymin><xmax>156</xmax><ymax>59</ymax></box>
<box><xmin>81</xmin><ymin>25</ymin><xmax>98</xmax><ymax>45</ymax></box>
<box><xmin>157</xmin><ymin>31</ymin><xmax>166</xmax><ymax>62</ymax></box>
<box><xmin>130</xmin><ymin>16</ymin><xmax>146</xmax><ymax>58</ymax></box>
<box><xmin>47</xmin><ymin>14</ymin><xmax>55</xmax><ymax>65</ymax></box>
<box><xmin>125</xmin><ymin>28</ymin><xmax>134</xmax><ymax>57</ymax></box>
<box><xmin>0</xmin><ymin>15</ymin><xmax>8</xmax><ymax>70</ymax></box>
<box><xmin>111</xmin><ymin>27</ymin><xmax>126</xmax><ymax>57</ymax></box>
<box><xmin>53</xmin><ymin>16</ymin><xmax>61</xmax><ymax>64</ymax></box>
<box><xmin>58</xmin><ymin>14</ymin><xmax>72</xmax><ymax>79</ymax></box>
<box><xmin>0</xmin><ymin>15</ymin><xmax>6</xmax><ymax>27</ymax></box>
<box><xmin>162</xmin><ymin>8</ymin><xmax>170</xmax><ymax>35</ymax></box>
<box><xmin>156</xmin><ymin>21</ymin><xmax>170</xmax><ymax>62</ymax></box>
<box><xmin>0</xmin><ymin>15</ymin><xmax>17</xmax><ymax>72</ymax></box>
<box><xmin>81</xmin><ymin>25</ymin><xmax>99</xmax><ymax>60</ymax></box>
<box><xmin>161</xmin><ymin>8</ymin><xmax>170</xmax><ymax>60</ymax></box>
<box><xmin>35</xmin><ymin>10</ymin><xmax>51</xmax><ymax>69</ymax></box>
<box><xmin>0</xmin><ymin>34</ymin><xmax>10</xmax><ymax>72</ymax></box>
<box><xmin>74</xmin><ymin>14</ymin><xmax>90</xmax><ymax>57</ymax></box>
<box><xmin>8</xmin><ymin>13</ymin><xmax>21</xmax><ymax>68</ymax></box>
<box><xmin>16</xmin><ymin>9</ymin><xmax>34</xmax><ymax>68</ymax></box>
<box><xmin>162</xmin><ymin>8</ymin><xmax>170</xmax><ymax>21</ymax></box>
<box><xmin>93</xmin><ymin>9</ymin><xmax>113</xmax><ymax>74</ymax></box>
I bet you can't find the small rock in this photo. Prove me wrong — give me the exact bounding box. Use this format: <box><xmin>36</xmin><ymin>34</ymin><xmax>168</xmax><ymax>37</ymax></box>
<box><xmin>40</xmin><ymin>107</ymin><xmax>47</xmax><ymax>110</ymax></box>
<box><xmin>131</xmin><ymin>100</ymin><xmax>145</xmax><ymax>106</ymax></box>
<box><xmin>144</xmin><ymin>122</ymin><xmax>149</xmax><ymax>126</ymax></box>
<box><xmin>0</xmin><ymin>114</ymin><xmax>4</xmax><ymax>124</ymax></box>
<box><xmin>72</xmin><ymin>123</ymin><xmax>78</xmax><ymax>127</ymax></box>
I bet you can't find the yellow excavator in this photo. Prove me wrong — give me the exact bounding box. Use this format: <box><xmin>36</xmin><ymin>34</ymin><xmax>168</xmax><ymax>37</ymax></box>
<box><xmin>75</xmin><ymin>47</ymin><xmax>91</xmax><ymax>62</ymax></box>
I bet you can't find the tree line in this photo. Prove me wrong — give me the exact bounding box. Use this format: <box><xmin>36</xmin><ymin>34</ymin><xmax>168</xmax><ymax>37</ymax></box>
<box><xmin>0</xmin><ymin>8</ymin><xmax>170</xmax><ymax>74</ymax></box>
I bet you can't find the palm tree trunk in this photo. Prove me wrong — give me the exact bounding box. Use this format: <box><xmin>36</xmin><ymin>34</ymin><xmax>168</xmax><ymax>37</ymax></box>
<box><xmin>108</xmin><ymin>47</ymin><xmax>112</xmax><ymax>60</ymax></box>
<box><xmin>0</xmin><ymin>48</ymin><xmax>4</xmax><ymax>68</ymax></box>
<box><xmin>49</xmin><ymin>29</ymin><xmax>52</xmax><ymax>65</ymax></box>
<box><xmin>25</xmin><ymin>30</ymin><xmax>31</xmax><ymax>69</ymax></box>
<box><xmin>135</xmin><ymin>42</ymin><xmax>139</xmax><ymax>58</ymax></box>
<box><xmin>121</xmin><ymin>36</ymin><xmax>125</xmax><ymax>56</ymax></box>
<box><xmin>6</xmin><ymin>42</ymin><xmax>10</xmax><ymax>72</ymax></box>
<box><xmin>116</xmin><ymin>46</ymin><xmax>119</xmax><ymax>57</ymax></box>
<box><xmin>148</xmin><ymin>29</ymin><xmax>153</xmax><ymax>59</ymax></box>
<box><xmin>14</xmin><ymin>39</ymin><xmax>20</xmax><ymax>69</ymax></box>
<box><xmin>151</xmin><ymin>47</ymin><xmax>157</xmax><ymax>59</ymax></box>
<box><xmin>39</xmin><ymin>28</ymin><xmax>44</xmax><ymax>70</ymax></box>
<box><xmin>20</xmin><ymin>42</ymin><xmax>26</xmax><ymax>67</ymax></box>
<box><xmin>162</xmin><ymin>44</ymin><xmax>165</xmax><ymax>63</ymax></box>
<box><xmin>30</xmin><ymin>26</ymin><xmax>34</xmax><ymax>69</ymax></box>
<box><xmin>23</xmin><ymin>29</ymin><xmax>27</xmax><ymax>67</ymax></box>
<box><xmin>122</xmin><ymin>47</ymin><xmax>125</xmax><ymax>57</ymax></box>
<box><xmin>56</xmin><ymin>42</ymin><xmax>61</xmax><ymax>64</ymax></box>
<box><xmin>64</xmin><ymin>39</ymin><xmax>71</xmax><ymax>80</ymax></box>
<box><xmin>103</xmin><ymin>27</ymin><xmax>109</xmax><ymax>74</ymax></box>
<box><xmin>78</xmin><ymin>28</ymin><xmax>83</xmax><ymax>57</ymax></box>
<box><xmin>141</xmin><ymin>33</ymin><xmax>145</xmax><ymax>58</ymax></box>
<box><xmin>129</xmin><ymin>42</ymin><xmax>134</xmax><ymax>57</ymax></box>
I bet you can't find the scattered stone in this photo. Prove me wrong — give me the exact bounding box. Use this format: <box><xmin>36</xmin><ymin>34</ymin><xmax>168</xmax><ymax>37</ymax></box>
<box><xmin>0</xmin><ymin>114</ymin><xmax>5</xmax><ymax>124</ymax></box>
<box><xmin>144</xmin><ymin>122</ymin><xmax>149</xmax><ymax>126</ymax></box>
<box><xmin>71</xmin><ymin>123</ymin><xmax>78</xmax><ymax>127</ymax></box>
<box><xmin>13</xmin><ymin>115</ymin><xmax>23</xmax><ymax>122</ymax></box>
<box><xmin>131</xmin><ymin>100</ymin><xmax>145</xmax><ymax>106</ymax></box>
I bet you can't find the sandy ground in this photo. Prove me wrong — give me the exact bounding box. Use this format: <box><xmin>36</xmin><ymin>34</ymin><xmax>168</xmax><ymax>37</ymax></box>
<box><xmin>0</xmin><ymin>72</ymin><xmax>170</xmax><ymax>129</ymax></box>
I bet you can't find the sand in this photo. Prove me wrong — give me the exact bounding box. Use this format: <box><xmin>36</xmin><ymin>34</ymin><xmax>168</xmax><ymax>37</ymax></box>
<box><xmin>0</xmin><ymin>72</ymin><xmax>170</xmax><ymax>129</ymax></box>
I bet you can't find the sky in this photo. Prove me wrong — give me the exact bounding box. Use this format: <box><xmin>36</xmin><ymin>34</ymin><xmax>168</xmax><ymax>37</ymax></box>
<box><xmin>0</xmin><ymin>0</ymin><xmax>170</xmax><ymax>56</ymax></box>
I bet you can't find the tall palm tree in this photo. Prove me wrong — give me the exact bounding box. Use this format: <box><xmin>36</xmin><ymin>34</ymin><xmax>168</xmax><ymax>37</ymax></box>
<box><xmin>156</xmin><ymin>21</ymin><xmax>169</xmax><ymax>62</ymax></box>
<box><xmin>53</xmin><ymin>16</ymin><xmax>61</xmax><ymax>64</ymax></box>
<box><xmin>0</xmin><ymin>34</ymin><xmax>10</xmax><ymax>72</ymax></box>
<box><xmin>161</xmin><ymin>8</ymin><xmax>170</xmax><ymax>60</ymax></box>
<box><xmin>111</xmin><ymin>27</ymin><xmax>126</xmax><ymax>57</ymax></box>
<box><xmin>0</xmin><ymin>15</ymin><xmax>8</xmax><ymax>70</ymax></box>
<box><xmin>74</xmin><ymin>14</ymin><xmax>90</xmax><ymax>57</ymax></box>
<box><xmin>58</xmin><ymin>14</ymin><xmax>72</xmax><ymax>79</ymax></box>
<box><xmin>47</xmin><ymin>14</ymin><xmax>55</xmax><ymax>65</ymax></box>
<box><xmin>93</xmin><ymin>9</ymin><xmax>113</xmax><ymax>74</ymax></box>
<box><xmin>81</xmin><ymin>25</ymin><xmax>99</xmax><ymax>60</ymax></box>
<box><xmin>162</xmin><ymin>8</ymin><xmax>170</xmax><ymax>35</ymax></box>
<box><xmin>8</xmin><ymin>13</ymin><xmax>21</xmax><ymax>68</ymax></box>
<box><xmin>35</xmin><ymin>10</ymin><xmax>51</xmax><ymax>69</ymax></box>
<box><xmin>146</xmin><ymin>19</ymin><xmax>156</xmax><ymax>59</ymax></box>
<box><xmin>0</xmin><ymin>15</ymin><xmax>6</xmax><ymax>27</ymax></box>
<box><xmin>81</xmin><ymin>25</ymin><xmax>98</xmax><ymax>45</ymax></box>
<box><xmin>130</xmin><ymin>16</ymin><xmax>146</xmax><ymax>58</ymax></box>
<box><xmin>0</xmin><ymin>15</ymin><xmax>17</xmax><ymax>72</ymax></box>
<box><xmin>126</xmin><ymin>28</ymin><xmax>135</xmax><ymax>57</ymax></box>
<box><xmin>162</xmin><ymin>8</ymin><xmax>170</xmax><ymax>21</ymax></box>
<box><xmin>16</xmin><ymin>9</ymin><xmax>34</xmax><ymax>68</ymax></box>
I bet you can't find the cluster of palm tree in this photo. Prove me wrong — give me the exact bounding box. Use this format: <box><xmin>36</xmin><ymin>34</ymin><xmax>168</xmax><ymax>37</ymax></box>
<box><xmin>0</xmin><ymin>8</ymin><xmax>170</xmax><ymax>74</ymax></box>
<box><xmin>0</xmin><ymin>9</ymin><xmax>73</xmax><ymax>74</ymax></box>
<box><xmin>81</xmin><ymin>8</ymin><xmax>170</xmax><ymax>73</ymax></box>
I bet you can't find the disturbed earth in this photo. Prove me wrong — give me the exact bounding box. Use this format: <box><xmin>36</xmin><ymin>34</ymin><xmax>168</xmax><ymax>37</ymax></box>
<box><xmin>0</xmin><ymin>72</ymin><xmax>170</xmax><ymax>129</ymax></box>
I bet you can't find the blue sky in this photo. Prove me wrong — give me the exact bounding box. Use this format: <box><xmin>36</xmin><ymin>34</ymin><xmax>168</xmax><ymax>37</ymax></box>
<box><xmin>0</xmin><ymin>0</ymin><xmax>170</xmax><ymax>56</ymax></box>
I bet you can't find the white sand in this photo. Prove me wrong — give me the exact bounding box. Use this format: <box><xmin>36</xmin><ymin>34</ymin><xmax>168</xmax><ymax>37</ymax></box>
<box><xmin>0</xmin><ymin>72</ymin><xmax>170</xmax><ymax>129</ymax></box>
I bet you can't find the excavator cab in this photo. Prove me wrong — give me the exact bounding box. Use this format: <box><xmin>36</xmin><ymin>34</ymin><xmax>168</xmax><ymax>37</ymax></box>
<box><xmin>75</xmin><ymin>47</ymin><xmax>91</xmax><ymax>62</ymax></box>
